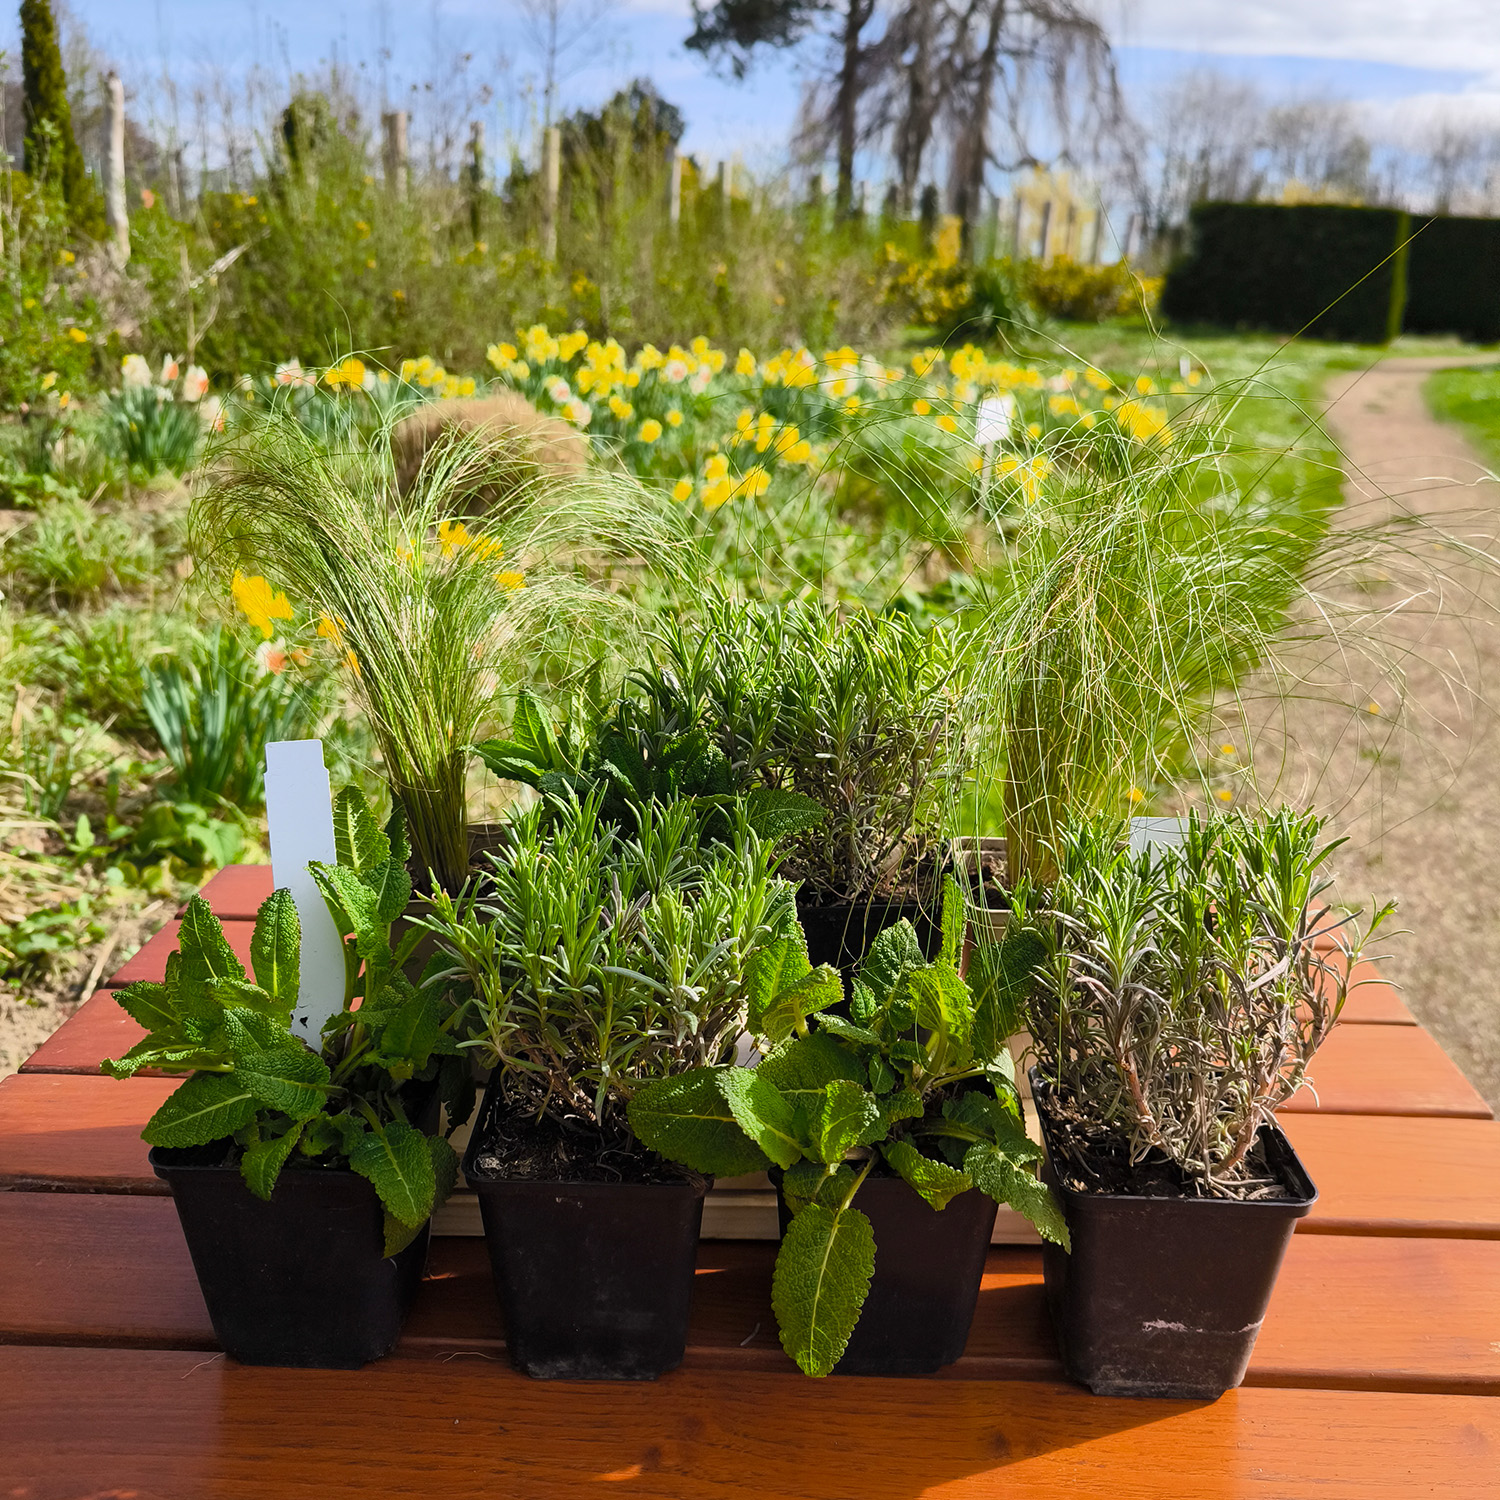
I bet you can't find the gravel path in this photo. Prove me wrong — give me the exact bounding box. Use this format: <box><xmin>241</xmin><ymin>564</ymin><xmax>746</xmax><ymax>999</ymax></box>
<box><xmin>1273</xmin><ymin>355</ymin><xmax>1500</xmax><ymax>1110</ymax></box>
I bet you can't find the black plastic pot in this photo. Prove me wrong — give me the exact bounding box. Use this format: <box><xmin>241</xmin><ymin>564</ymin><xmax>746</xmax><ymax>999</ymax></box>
<box><xmin>463</xmin><ymin>1079</ymin><xmax>707</xmax><ymax>1380</ymax></box>
<box><xmin>151</xmin><ymin>1145</ymin><xmax>431</xmax><ymax>1369</ymax></box>
<box><xmin>773</xmin><ymin>1169</ymin><xmax>996</xmax><ymax>1375</ymax></box>
<box><xmin>796</xmin><ymin>894</ymin><xmax>941</xmax><ymax>988</ymax></box>
<box><xmin>1031</xmin><ymin>1072</ymin><xmax>1316</xmax><ymax>1398</ymax></box>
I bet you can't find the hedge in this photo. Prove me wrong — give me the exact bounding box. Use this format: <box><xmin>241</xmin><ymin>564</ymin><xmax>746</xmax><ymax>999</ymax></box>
<box><xmin>1162</xmin><ymin>203</ymin><xmax>1409</xmax><ymax>344</ymax></box>
<box><xmin>1403</xmin><ymin>215</ymin><xmax>1500</xmax><ymax>344</ymax></box>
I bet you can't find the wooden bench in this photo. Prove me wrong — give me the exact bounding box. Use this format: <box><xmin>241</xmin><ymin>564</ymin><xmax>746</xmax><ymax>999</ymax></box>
<box><xmin>2</xmin><ymin>864</ymin><xmax>1497</xmax><ymax>1497</ymax></box>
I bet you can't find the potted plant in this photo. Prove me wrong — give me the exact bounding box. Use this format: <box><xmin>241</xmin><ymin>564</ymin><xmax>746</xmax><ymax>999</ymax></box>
<box><xmin>632</xmin><ymin>593</ymin><xmax>964</xmax><ymax>977</ymax></box>
<box><xmin>629</xmin><ymin>875</ymin><xmax>1068</xmax><ymax>1376</ymax></box>
<box><xmin>194</xmin><ymin>394</ymin><xmax>686</xmax><ymax>894</ymax></box>
<box><xmin>103</xmin><ymin>789</ymin><xmax>473</xmax><ymax>1368</ymax></box>
<box><xmin>1009</xmin><ymin>809</ymin><xmax>1394</xmax><ymax>1398</ymax></box>
<box><xmin>422</xmin><ymin>790</ymin><xmax>800</xmax><ymax>1380</ymax></box>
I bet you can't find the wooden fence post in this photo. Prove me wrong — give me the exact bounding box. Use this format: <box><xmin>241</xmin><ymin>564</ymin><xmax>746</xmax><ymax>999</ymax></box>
<box><xmin>382</xmin><ymin>110</ymin><xmax>409</xmax><ymax>198</ymax></box>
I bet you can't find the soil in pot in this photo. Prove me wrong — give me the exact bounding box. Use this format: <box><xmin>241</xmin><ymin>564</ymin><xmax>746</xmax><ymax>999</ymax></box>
<box><xmin>152</xmin><ymin>1143</ymin><xmax>431</xmax><ymax>1369</ymax></box>
<box><xmin>773</xmin><ymin>1167</ymin><xmax>996</xmax><ymax>1375</ymax></box>
<box><xmin>462</xmin><ymin>1076</ymin><xmax>707</xmax><ymax>1380</ymax></box>
<box><xmin>1031</xmin><ymin>1071</ymin><xmax>1316</xmax><ymax>1399</ymax></box>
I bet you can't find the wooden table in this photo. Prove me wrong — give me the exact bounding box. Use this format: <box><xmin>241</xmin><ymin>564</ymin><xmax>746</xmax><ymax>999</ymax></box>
<box><xmin>3</xmin><ymin>865</ymin><xmax>1499</xmax><ymax>1498</ymax></box>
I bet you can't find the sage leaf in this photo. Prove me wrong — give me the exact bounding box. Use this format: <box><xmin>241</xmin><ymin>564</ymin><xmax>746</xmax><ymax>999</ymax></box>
<box><xmin>745</xmin><ymin>931</ymin><xmax>812</xmax><ymax>1035</ymax></box>
<box><xmin>242</xmin><ymin>1121</ymin><xmax>304</xmax><ymax>1200</ymax></box>
<box><xmin>627</xmin><ymin>1069</ymin><xmax>772</xmax><ymax>1177</ymax></box>
<box><xmin>964</xmin><ymin>1143</ymin><xmax>1070</xmax><ymax>1249</ymax></box>
<box><xmin>233</xmin><ymin>1044</ymin><xmax>331</xmax><ymax>1120</ymax></box>
<box><xmin>350</xmin><ymin>1119</ymin><xmax>436</xmax><ymax>1228</ymax></box>
<box><xmin>365</xmin><ymin>858</ymin><xmax>413</xmax><ymax>926</ymax></box>
<box><xmin>884</xmin><ymin>1139</ymin><xmax>973</xmax><ymax>1210</ymax></box>
<box><xmin>771</xmin><ymin>1201</ymin><xmax>876</xmax><ymax>1377</ymax></box>
<box><xmin>332</xmin><ymin>786</ymin><xmax>389</xmax><ymax>877</ymax></box>
<box><xmin>144</xmin><ymin>1072</ymin><xmax>259</xmax><ymax>1148</ymax></box>
<box><xmin>248</xmin><ymin>889</ymin><xmax>300</xmax><ymax>1008</ymax></box>
<box><xmin>176</xmin><ymin>895</ymin><xmax>246</xmax><ymax>991</ymax></box>
<box><xmin>383</xmin><ymin>1211</ymin><xmax>426</xmax><ymax>1259</ymax></box>
<box><xmin>113</xmin><ymin>980</ymin><xmax>176</xmax><ymax>1034</ymax></box>
<box><xmin>429</xmin><ymin>1134</ymin><xmax>460</xmax><ymax>1209</ymax></box>
<box><xmin>720</xmin><ymin>1068</ymin><xmax>803</xmax><ymax>1169</ymax></box>
<box><xmin>857</xmin><ymin>920</ymin><xmax>922</xmax><ymax>1009</ymax></box>
<box><xmin>757</xmin><ymin>964</ymin><xmax>843</xmax><ymax>1046</ymax></box>
<box><xmin>809</xmin><ymin>1079</ymin><xmax>883</xmax><ymax>1164</ymax></box>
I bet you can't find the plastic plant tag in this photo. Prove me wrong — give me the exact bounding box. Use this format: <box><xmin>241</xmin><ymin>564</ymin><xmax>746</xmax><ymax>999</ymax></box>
<box><xmin>1129</xmin><ymin>816</ymin><xmax>1188</xmax><ymax>857</ymax></box>
<box><xmin>265</xmin><ymin>739</ymin><xmax>345</xmax><ymax>1042</ymax></box>
<box><xmin>974</xmin><ymin>394</ymin><xmax>1016</xmax><ymax>447</ymax></box>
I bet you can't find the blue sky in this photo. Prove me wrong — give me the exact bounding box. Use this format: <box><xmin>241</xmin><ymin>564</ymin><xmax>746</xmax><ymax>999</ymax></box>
<box><xmin>9</xmin><ymin>1</ymin><xmax>1500</xmax><ymax>164</ymax></box>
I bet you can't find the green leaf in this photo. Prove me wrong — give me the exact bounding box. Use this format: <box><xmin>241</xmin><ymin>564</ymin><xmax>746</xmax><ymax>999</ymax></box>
<box><xmin>350</xmin><ymin>1119</ymin><xmax>436</xmax><ymax>1227</ymax></box>
<box><xmin>249</xmin><ymin>889</ymin><xmax>300</xmax><ymax>1008</ymax></box>
<box><xmin>332</xmin><ymin>786</ymin><xmax>389</xmax><ymax>877</ymax></box>
<box><xmin>856</xmin><ymin>919</ymin><xmax>922</xmax><ymax>1008</ymax></box>
<box><xmin>906</xmin><ymin>962</ymin><xmax>974</xmax><ymax>1069</ymax></box>
<box><xmin>884</xmin><ymin>1139</ymin><xmax>973</xmax><ymax>1210</ymax></box>
<box><xmin>143</xmin><ymin>1072</ymin><xmax>259</xmax><ymax>1148</ymax></box>
<box><xmin>879</xmin><ymin>1088</ymin><xmax>924</xmax><ymax>1130</ymax></box>
<box><xmin>373</xmin><ymin>990</ymin><xmax>459</xmax><ymax>1079</ymax></box>
<box><xmin>745</xmin><ymin>931</ymin><xmax>811</xmax><ymax>1034</ymax></box>
<box><xmin>383</xmin><ymin>1211</ymin><xmax>426</xmax><ymax>1258</ymax></box>
<box><xmin>364</xmin><ymin>859</ymin><xmax>413</xmax><ymax>926</ymax></box>
<box><xmin>511</xmin><ymin>687</ymin><xmax>559</xmax><ymax>762</ymax></box>
<box><xmin>758</xmin><ymin>1033</ymin><xmax>867</xmax><ymax>1133</ymax></box>
<box><xmin>781</xmin><ymin>1160</ymin><xmax>856</xmax><ymax>1217</ymax></box>
<box><xmin>719</xmin><ymin>1068</ymin><xmax>804</xmax><ymax>1170</ymax></box>
<box><xmin>939</xmin><ymin>875</ymin><xmax>966</xmax><ymax>968</ymax></box>
<box><xmin>101</xmin><ymin>1035</ymin><xmax>225</xmax><ymax>1080</ymax></box>
<box><xmin>743</xmin><ymin>787</ymin><xmax>826</xmax><ymax>845</ymax></box>
<box><xmin>384</xmin><ymin>800</ymin><xmax>412</xmax><ymax>868</ymax></box>
<box><xmin>815</xmin><ymin>1014</ymin><xmax>880</xmax><ymax>1046</ymax></box>
<box><xmin>756</xmin><ymin>964</ymin><xmax>844</xmax><ymax>1047</ymax></box>
<box><xmin>969</xmin><ymin>925</ymin><xmax>1045</xmax><ymax>1061</ymax></box>
<box><xmin>113</xmin><ymin>980</ymin><xmax>176</xmax><ymax>1035</ymax></box>
<box><xmin>964</xmin><ymin>1143</ymin><xmax>1070</xmax><ymax>1249</ymax></box>
<box><xmin>429</xmin><ymin>1134</ymin><xmax>460</xmax><ymax>1209</ymax></box>
<box><xmin>627</xmin><ymin>1069</ymin><xmax>773</xmax><ymax>1177</ymax></box>
<box><xmin>233</xmin><ymin>1043</ymin><xmax>330</xmax><ymax>1120</ymax></box>
<box><xmin>176</xmin><ymin>895</ymin><xmax>246</xmax><ymax>991</ymax></box>
<box><xmin>242</xmin><ymin>1121</ymin><xmax>304</xmax><ymax>1200</ymax></box>
<box><xmin>310</xmin><ymin>862</ymin><xmax>383</xmax><ymax>949</ymax></box>
<box><xmin>206</xmin><ymin>977</ymin><xmax>287</xmax><ymax>1019</ymax></box>
<box><xmin>809</xmin><ymin>1079</ymin><xmax>883</xmax><ymax>1164</ymax></box>
<box><xmin>940</xmin><ymin>1091</ymin><xmax>1039</xmax><ymax>1160</ymax></box>
<box><xmin>771</xmin><ymin>1201</ymin><xmax>876</xmax><ymax>1377</ymax></box>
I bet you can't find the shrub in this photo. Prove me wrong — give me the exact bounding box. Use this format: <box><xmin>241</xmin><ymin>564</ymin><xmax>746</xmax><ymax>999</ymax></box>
<box><xmin>1021</xmin><ymin>256</ymin><xmax>1159</xmax><ymax>323</ymax></box>
<box><xmin>1014</xmin><ymin>811</ymin><xmax>1394</xmax><ymax>1196</ymax></box>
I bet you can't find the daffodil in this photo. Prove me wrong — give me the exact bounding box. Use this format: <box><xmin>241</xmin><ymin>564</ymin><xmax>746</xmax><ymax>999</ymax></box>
<box><xmin>666</xmin><ymin>408</ymin><xmax>683</xmax><ymax>428</ymax></box>
<box><xmin>671</xmin><ymin>478</ymin><xmax>693</xmax><ymax>502</ymax></box>
<box><xmin>701</xmin><ymin>477</ymin><xmax>733</xmax><ymax>510</ymax></box>
<box><xmin>232</xmin><ymin>572</ymin><xmax>294</xmax><ymax>638</ymax></box>
<box><xmin>735</xmin><ymin>348</ymin><xmax>757</xmax><ymax>377</ymax></box>
<box><xmin>704</xmin><ymin>453</ymin><xmax>730</xmax><ymax>483</ymax></box>
<box><xmin>913</xmin><ymin>399</ymin><xmax>931</xmax><ymax>416</ymax></box>
<box><xmin>935</xmin><ymin>413</ymin><xmax>958</xmax><ymax>435</ymax></box>
<box><xmin>494</xmin><ymin>570</ymin><xmax>526</xmax><ymax>590</ymax></box>
<box><xmin>638</xmin><ymin>418</ymin><xmax>663</xmax><ymax>443</ymax></box>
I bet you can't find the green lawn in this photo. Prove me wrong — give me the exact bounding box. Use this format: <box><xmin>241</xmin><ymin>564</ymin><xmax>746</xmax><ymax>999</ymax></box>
<box><xmin>1424</xmin><ymin>364</ymin><xmax>1500</xmax><ymax>470</ymax></box>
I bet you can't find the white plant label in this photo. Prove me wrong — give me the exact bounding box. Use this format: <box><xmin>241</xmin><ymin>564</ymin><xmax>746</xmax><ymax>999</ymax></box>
<box><xmin>974</xmin><ymin>394</ymin><xmax>1016</xmax><ymax>447</ymax></box>
<box><xmin>264</xmin><ymin>738</ymin><xmax>345</xmax><ymax>1042</ymax></box>
<box><xmin>1129</xmin><ymin>816</ymin><xmax>1188</xmax><ymax>857</ymax></box>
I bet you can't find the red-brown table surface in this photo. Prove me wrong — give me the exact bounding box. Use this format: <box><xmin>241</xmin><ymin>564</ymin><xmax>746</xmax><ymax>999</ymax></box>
<box><xmin>2</xmin><ymin>863</ymin><xmax>1496</xmax><ymax>1497</ymax></box>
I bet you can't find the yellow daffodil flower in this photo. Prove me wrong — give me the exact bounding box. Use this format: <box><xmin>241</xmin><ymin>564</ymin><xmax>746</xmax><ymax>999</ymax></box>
<box><xmin>232</xmin><ymin>572</ymin><xmax>293</xmax><ymax>639</ymax></box>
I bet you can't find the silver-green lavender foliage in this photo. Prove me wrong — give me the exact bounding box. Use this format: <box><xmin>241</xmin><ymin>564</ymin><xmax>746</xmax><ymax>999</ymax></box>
<box><xmin>423</xmin><ymin>792</ymin><xmax>797</xmax><ymax>1140</ymax></box>
<box><xmin>1017</xmin><ymin>808</ymin><xmax>1395</xmax><ymax>1196</ymax></box>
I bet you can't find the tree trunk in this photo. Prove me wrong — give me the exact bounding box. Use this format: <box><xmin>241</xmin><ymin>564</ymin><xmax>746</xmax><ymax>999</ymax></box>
<box><xmin>957</xmin><ymin>0</ymin><xmax>1006</xmax><ymax>259</ymax></box>
<box><xmin>103</xmin><ymin>71</ymin><xmax>129</xmax><ymax>267</ymax></box>
<box><xmin>835</xmin><ymin>0</ymin><xmax>872</xmax><ymax>220</ymax></box>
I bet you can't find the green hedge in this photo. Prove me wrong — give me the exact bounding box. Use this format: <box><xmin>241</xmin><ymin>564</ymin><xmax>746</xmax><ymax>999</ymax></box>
<box><xmin>1404</xmin><ymin>215</ymin><xmax>1500</xmax><ymax>343</ymax></box>
<box><xmin>1162</xmin><ymin>203</ymin><xmax>1409</xmax><ymax>344</ymax></box>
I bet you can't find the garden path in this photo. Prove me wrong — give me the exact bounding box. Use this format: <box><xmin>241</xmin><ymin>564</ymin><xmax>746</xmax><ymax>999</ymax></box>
<box><xmin>1268</xmin><ymin>354</ymin><xmax>1500</xmax><ymax>1110</ymax></box>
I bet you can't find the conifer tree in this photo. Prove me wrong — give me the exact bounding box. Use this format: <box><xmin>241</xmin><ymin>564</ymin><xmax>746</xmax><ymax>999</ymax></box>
<box><xmin>20</xmin><ymin>0</ymin><xmax>102</xmax><ymax>231</ymax></box>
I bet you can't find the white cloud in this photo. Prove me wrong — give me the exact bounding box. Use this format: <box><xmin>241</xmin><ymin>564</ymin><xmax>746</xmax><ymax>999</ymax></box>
<box><xmin>1112</xmin><ymin>1</ymin><xmax>1500</xmax><ymax>80</ymax></box>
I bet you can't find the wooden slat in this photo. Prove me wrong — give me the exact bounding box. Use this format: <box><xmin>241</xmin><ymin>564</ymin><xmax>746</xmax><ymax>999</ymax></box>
<box><xmin>1280</xmin><ymin>1022</ymin><xmax>1493</xmax><ymax>1118</ymax></box>
<box><xmin>19</xmin><ymin>990</ymin><xmax>143</xmax><ymax>1075</ymax></box>
<box><xmin>1286</xmin><ymin>1113</ymin><xmax>1500</xmax><ymax>1237</ymax></box>
<box><xmin>7</xmin><ymin>1193</ymin><xmax>1500</xmax><ymax>1395</ymax></box>
<box><xmin>108</xmin><ymin>918</ymin><xmax>257</xmax><ymax>987</ymax></box>
<box><xmin>1335</xmin><ymin>960</ymin><xmax>1417</xmax><ymax>1024</ymax></box>
<box><xmin>181</xmin><ymin>863</ymin><xmax>274</xmax><ymax>921</ymax></box>
<box><xmin>0</xmin><ymin>1074</ymin><xmax>170</xmax><ymax>1194</ymax></box>
<box><xmin>4</xmin><ymin>1346</ymin><xmax>1499</xmax><ymax>1499</ymax></box>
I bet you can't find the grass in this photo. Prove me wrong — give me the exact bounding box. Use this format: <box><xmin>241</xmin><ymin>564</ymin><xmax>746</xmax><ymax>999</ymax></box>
<box><xmin>1424</xmin><ymin>363</ymin><xmax>1500</xmax><ymax>468</ymax></box>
